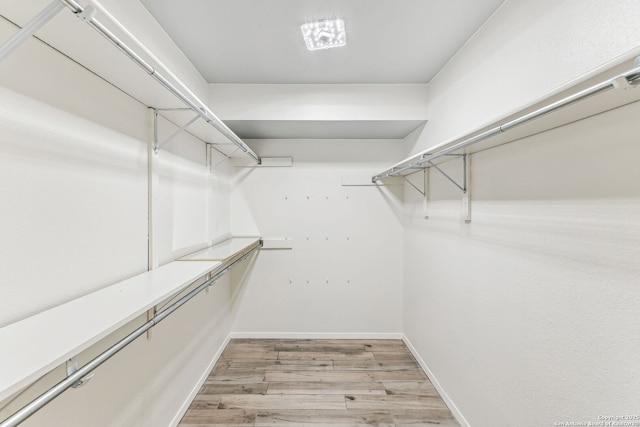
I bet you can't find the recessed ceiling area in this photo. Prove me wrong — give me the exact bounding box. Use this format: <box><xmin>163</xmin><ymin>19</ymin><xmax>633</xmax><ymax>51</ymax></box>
<box><xmin>226</xmin><ymin>120</ymin><xmax>426</xmax><ymax>140</ymax></box>
<box><xmin>136</xmin><ymin>0</ymin><xmax>505</xmax><ymax>141</ymax></box>
<box><xmin>139</xmin><ymin>0</ymin><xmax>504</xmax><ymax>85</ymax></box>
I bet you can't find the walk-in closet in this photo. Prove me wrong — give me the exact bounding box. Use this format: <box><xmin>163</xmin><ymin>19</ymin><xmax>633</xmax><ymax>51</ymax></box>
<box><xmin>1</xmin><ymin>1</ymin><xmax>639</xmax><ymax>426</ymax></box>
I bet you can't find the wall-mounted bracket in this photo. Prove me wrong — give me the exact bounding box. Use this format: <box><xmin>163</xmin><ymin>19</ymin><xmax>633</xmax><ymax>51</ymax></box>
<box><xmin>66</xmin><ymin>357</ymin><xmax>94</xmax><ymax>389</ymax></box>
<box><xmin>462</xmin><ymin>153</ymin><xmax>471</xmax><ymax>223</ymax></box>
<box><xmin>426</xmin><ymin>154</ymin><xmax>467</xmax><ymax>193</ymax></box>
<box><xmin>152</xmin><ymin>109</ymin><xmax>202</xmax><ymax>155</ymax></box>
<box><xmin>75</xmin><ymin>4</ymin><xmax>96</xmax><ymax>23</ymax></box>
<box><xmin>231</xmin><ymin>157</ymin><xmax>291</xmax><ymax>168</ymax></box>
<box><xmin>211</xmin><ymin>147</ymin><xmax>241</xmax><ymax>170</ymax></box>
<box><xmin>423</xmin><ymin>154</ymin><xmax>471</xmax><ymax>223</ymax></box>
<box><xmin>400</xmin><ymin>174</ymin><xmax>425</xmax><ymax>197</ymax></box>
<box><xmin>146</xmin><ymin>306</ymin><xmax>157</xmax><ymax>339</ymax></box>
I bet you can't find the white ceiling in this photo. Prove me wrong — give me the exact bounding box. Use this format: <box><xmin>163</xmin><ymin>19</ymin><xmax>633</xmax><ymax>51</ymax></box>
<box><xmin>139</xmin><ymin>0</ymin><xmax>505</xmax><ymax>84</ymax></box>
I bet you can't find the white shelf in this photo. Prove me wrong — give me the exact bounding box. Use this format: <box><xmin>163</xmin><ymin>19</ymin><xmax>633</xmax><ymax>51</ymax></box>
<box><xmin>0</xmin><ymin>260</ymin><xmax>221</xmax><ymax>403</ymax></box>
<box><xmin>373</xmin><ymin>56</ymin><xmax>640</xmax><ymax>181</ymax></box>
<box><xmin>0</xmin><ymin>236</ymin><xmax>263</xmax><ymax>403</ymax></box>
<box><xmin>176</xmin><ymin>237</ymin><xmax>261</xmax><ymax>261</ymax></box>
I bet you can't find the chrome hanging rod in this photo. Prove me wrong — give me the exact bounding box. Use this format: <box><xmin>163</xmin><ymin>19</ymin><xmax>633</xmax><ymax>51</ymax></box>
<box><xmin>0</xmin><ymin>241</ymin><xmax>262</xmax><ymax>427</ymax></box>
<box><xmin>58</xmin><ymin>0</ymin><xmax>260</xmax><ymax>164</ymax></box>
<box><xmin>372</xmin><ymin>57</ymin><xmax>640</xmax><ymax>183</ymax></box>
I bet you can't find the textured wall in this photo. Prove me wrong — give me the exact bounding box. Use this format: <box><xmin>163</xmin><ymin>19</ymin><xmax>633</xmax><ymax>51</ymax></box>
<box><xmin>229</xmin><ymin>139</ymin><xmax>405</xmax><ymax>337</ymax></box>
<box><xmin>0</xmin><ymin>10</ymin><xmax>235</xmax><ymax>427</ymax></box>
<box><xmin>402</xmin><ymin>0</ymin><xmax>640</xmax><ymax>425</ymax></box>
<box><xmin>408</xmin><ymin>0</ymin><xmax>640</xmax><ymax>156</ymax></box>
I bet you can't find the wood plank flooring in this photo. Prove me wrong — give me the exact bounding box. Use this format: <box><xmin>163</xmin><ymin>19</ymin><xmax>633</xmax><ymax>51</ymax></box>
<box><xmin>178</xmin><ymin>339</ymin><xmax>459</xmax><ymax>427</ymax></box>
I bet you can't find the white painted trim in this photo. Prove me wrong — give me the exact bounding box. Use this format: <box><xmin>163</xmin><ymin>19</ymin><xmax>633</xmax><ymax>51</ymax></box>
<box><xmin>229</xmin><ymin>332</ymin><xmax>404</xmax><ymax>340</ymax></box>
<box><xmin>402</xmin><ymin>334</ymin><xmax>470</xmax><ymax>427</ymax></box>
<box><xmin>169</xmin><ymin>333</ymin><xmax>232</xmax><ymax>427</ymax></box>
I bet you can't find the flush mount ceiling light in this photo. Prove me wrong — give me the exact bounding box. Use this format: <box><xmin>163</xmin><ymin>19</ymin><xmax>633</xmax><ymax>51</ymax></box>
<box><xmin>300</xmin><ymin>19</ymin><xmax>346</xmax><ymax>51</ymax></box>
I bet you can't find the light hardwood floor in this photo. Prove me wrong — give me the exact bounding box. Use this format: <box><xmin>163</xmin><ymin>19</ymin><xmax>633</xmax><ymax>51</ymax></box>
<box><xmin>178</xmin><ymin>339</ymin><xmax>459</xmax><ymax>426</ymax></box>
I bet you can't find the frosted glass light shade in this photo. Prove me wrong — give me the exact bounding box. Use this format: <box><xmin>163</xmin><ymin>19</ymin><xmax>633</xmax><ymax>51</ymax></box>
<box><xmin>301</xmin><ymin>19</ymin><xmax>346</xmax><ymax>50</ymax></box>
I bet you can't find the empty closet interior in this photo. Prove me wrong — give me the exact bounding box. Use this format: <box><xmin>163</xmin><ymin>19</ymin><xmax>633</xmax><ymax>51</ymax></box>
<box><xmin>1</xmin><ymin>1</ymin><xmax>639</xmax><ymax>426</ymax></box>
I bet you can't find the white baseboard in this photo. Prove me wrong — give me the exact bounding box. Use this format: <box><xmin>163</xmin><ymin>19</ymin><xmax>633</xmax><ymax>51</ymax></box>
<box><xmin>169</xmin><ymin>334</ymin><xmax>232</xmax><ymax>427</ymax></box>
<box><xmin>402</xmin><ymin>334</ymin><xmax>470</xmax><ymax>427</ymax></box>
<box><xmin>229</xmin><ymin>331</ymin><xmax>404</xmax><ymax>340</ymax></box>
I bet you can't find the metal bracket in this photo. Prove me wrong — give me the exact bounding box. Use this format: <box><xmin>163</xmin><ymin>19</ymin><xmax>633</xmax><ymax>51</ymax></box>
<box><xmin>66</xmin><ymin>357</ymin><xmax>94</xmax><ymax>389</ymax></box>
<box><xmin>153</xmin><ymin>109</ymin><xmax>202</xmax><ymax>154</ymax></box>
<box><xmin>212</xmin><ymin>147</ymin><xmax>240</xmax><ymax>169</ymax></box>
<box><xmin>423</xmin><ymin>168</ymin><xmax>430</xmax><ymax>219</ymax></box>
<box><xmin>427</xmin><ymin>154</ymin><xmax>467</xmax><ymax>193</ymax></box>
<box><xmin>146</xmin><ymin>306</ymin><xmax>157</xmax><ymax>339</ymax></box>
<box><xmin>75</xmin><ymin>5</ymin><xmax>97</xmax><ymax>23</ymax></box>
<box><xmin>400</xmin><ymin>174</ymin><xmax>425</xmax><ymax>197</ymax></box>
<box><xmin>614</xmin><ymin>55</ymin><xmax>640</xmax><ymax>89</ymax></box>
<box><xmin>612</xmin><ymin>75</ymin><xmax>632</xmax><ymax>90</ymax></box>
<box><xmin>462</xmin><ymin>153</ymin><xmax>471</xmax><ymax>223</ymax></box>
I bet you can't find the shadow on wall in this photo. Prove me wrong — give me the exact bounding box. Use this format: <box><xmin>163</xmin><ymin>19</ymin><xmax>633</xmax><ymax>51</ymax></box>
<box><xmin>228</xmin><ymin>251</ymin><xmax>260</xmax><ymax>323</ymax></box>
<box><xmin>375</xmin><ymin>182</ymin><xmax>405</xmax><ymax>224</ymax></box>
<box><xmin>410</xmin><ymin>101</ymin><xmax>640</xmax><ymax>276</ymax></box>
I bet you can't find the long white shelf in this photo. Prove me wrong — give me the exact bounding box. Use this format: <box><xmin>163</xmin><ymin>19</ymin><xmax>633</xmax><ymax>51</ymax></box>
<box><xmin>0</xmin><ymin>260</ymin><xmax>220</xmax><ymax>403</ymax></box>
<box><xmin>0</xmin><ymin>237</ymin><xmax>262</xmax><ymax>404</ymax></box>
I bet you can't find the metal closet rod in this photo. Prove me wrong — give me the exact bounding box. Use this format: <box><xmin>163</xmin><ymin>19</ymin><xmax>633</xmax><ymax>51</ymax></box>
<box><xmin>0</xmin><ymin>241</ymin><xmax>262</xmax><ymax>427</ymax></box>
<box><xmin>372</xmin><ymin>57</ymin><xmax>640</xmax><ymax>182</ymax></box>
<box><xmin>58</xmin><ymin>0</ymin><xmax>260</xmax><ymax>164</ymax></box>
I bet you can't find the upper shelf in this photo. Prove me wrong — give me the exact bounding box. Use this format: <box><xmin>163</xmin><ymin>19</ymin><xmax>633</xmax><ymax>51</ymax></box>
<box><xmin>372</xmin><ymin>56</ymin><xmax>640</xmax><ymax>182</ymax></box>
<box><xmin>0</xmin><ymin>260</ymin><xmax>221</xmax><ymax>403</ymax></box>
<box><xmin>0</xmin><ymin>0</ymin><xmax>260</xmax><ymax>162</ymax></box>
<box><xmin>225</xmin><ymin>119</ymin><xmax>427</xmax><ymax>140</ymax></box>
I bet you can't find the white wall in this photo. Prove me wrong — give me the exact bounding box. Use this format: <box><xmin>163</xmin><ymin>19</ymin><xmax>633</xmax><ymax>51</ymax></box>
<box><xmin>408</xmin><ymin>0</ymin><xmax>640</xmax><ymax>156</ymax></box>
<box><xmin>229</xmin><ymin>139</ymin><xmax>405</xmax><ymax>337</ymax></box>
<box><xmin>402</xmin><ymin>0</ymin><xmax>640</xmax><ymax>425</ymax></box>
<box><xmin>210</xmin><ymin>84</ymin><xmax>429</xmax><ymax>121</ymax></box>
<box><xmin>0</xmin><ymin>10</ymin><xmax>237</xmax><ymax>427</ymax></box>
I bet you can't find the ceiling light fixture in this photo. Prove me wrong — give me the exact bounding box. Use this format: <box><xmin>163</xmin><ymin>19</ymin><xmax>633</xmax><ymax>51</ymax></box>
<box><xmin>300</xmin><ymin>19</ymin><xmax>346</xmax><ymax>51</ymax></box>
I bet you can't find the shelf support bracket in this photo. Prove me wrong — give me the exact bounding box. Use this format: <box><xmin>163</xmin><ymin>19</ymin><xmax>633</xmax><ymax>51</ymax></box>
<box><xmin>400</xmin><ymin>175</ymin><xmax>425</xmax><ymax>197</ymax></box>
<box><xmin>66</xmin><ymin>357</ymin><xmax>93</xmax><ymax>389</ymax></box>
<box><xmin>212</xmin><ymin>146</ymin><xmax>240</xmax><ymax>170</ymax></box>
<box><xmin>146</xmin><ymin>306</ymin><xmax>156</xmax><ymax>339</ymax></box>
<box><xmin>462</xmin><ymin>154</ymin><xmax>471</xmax><ymax>223</ymax></box>
<box><xmin>427</xmin><ymin>156</ymin><xmax>466</xmax><ymax>193</ymax></box>
<box><xmin>0</xmin><ymin>0</ymin><xmax>65</xmax><ymax>63</ymax></box>
<box><xmin>423</xmin><ymin>168</ymin><xmax>430</xmax><ymax>220</ymax></box>
<box><xmin>153</xmin><ymin>111</ymin><xmax>201</xmax><ymax>154</ymax></box>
